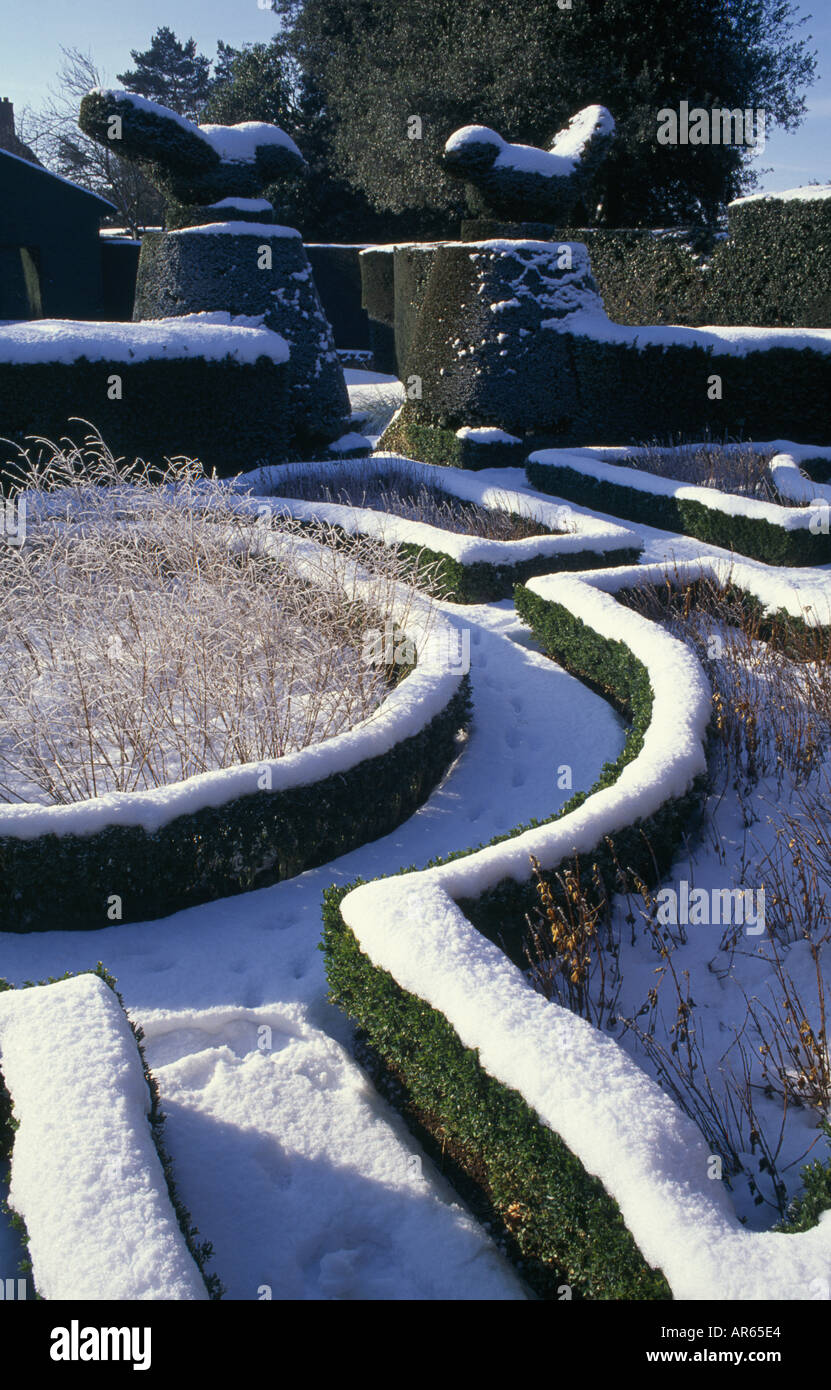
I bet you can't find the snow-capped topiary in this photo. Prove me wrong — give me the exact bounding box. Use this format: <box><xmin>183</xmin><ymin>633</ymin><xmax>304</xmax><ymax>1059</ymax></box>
<box><xmin>443</xmin><ymin>104</ymin><xmax>615</xmax><ymax>225</ymax></box>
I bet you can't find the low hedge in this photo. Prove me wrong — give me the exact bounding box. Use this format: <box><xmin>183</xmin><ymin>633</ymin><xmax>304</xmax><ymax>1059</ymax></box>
<box><xmin>0</xmin><ymin>679</ymin><xmax>471</xmax><ymax>932</ymax></box>
<box><xmin>381</xmin><ymin>413</ymin><xmax>536</xmax><ymax>470</ymax></box>
<box><xmin>398</xmin><ymin>538</ymin><xmax>643</xmax><ymax>603</ymax></box>
<box><xmin>567</xmin><ymin>338</ymin><xmax>831</xmax><ymax>447</ymax></box>
<box><xmin>0</xmin><ymin>355</ymin><xmax>291</xmax><ymax>485</ymax></box>
<box><xmin>323</xmin><ymin>884</ymin><xmax>671</xmax><ymax>1299</ymax></box>
<box><xmin>0</xmin><ymin>963</ymin><xmax>222</xmax><ymax>1298</ymax></box>
<box><xmin>526</xmin><ymin>457</ymin><xmax>831</xmax><ymax>567</ymax></box>
<box><xmin>322</xmin><ymin>577</ymin><xmax>720</xmax><ymax>1297</ymax></box>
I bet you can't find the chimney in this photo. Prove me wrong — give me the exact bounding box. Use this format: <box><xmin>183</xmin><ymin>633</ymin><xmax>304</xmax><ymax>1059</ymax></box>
<box><xmin>0</xmin><ymin>97</ymin><xmax>15</xmax><ymax>143</ymax></box>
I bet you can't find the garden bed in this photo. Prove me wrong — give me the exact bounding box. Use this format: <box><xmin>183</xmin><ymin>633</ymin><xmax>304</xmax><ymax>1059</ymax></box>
<box><xmin>242</xmin><ymin>453</ymin><xmax>642</xmax><ymax>602</ymax></box>
<box><xmin>324</xmin><ymin>556</ymin><xmax>831</xmax><ymax>1299</ymax></box>
<box><xmin>0</xmin><ymin>452</ymin><xmax>470</xmax><ymax>930</ymax></box>
<box><xmin>526</xmin><ymin>440</ymin><xmax>831</xmax><ymax>566</ymax></box>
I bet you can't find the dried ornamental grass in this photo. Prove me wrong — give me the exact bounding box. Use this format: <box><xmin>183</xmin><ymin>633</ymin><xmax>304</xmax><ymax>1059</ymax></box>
<box><xmin>0</xmin><ymin>432</ymin><xmax>434</xmax><ymax>806</ymax></box>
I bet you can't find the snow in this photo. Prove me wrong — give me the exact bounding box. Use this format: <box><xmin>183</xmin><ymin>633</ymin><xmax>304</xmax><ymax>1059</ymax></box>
<box><xmin>326</xmin><ymin>432</ymin><xmax>373</xmax><ymax>454</ymax></box>
<box><xmin>0</xmin><ymin>585</ymin><xmax>628</xmax><ymax>1299</ymax></box>
<box><xmin>731</xmin><ymin>184</ymin><xmax>831</xmax><ymax>205</ymax></box>
<box><xmin>207</xmin><ymin>197</ymin><xmax>274</xmax><ymax>213</ymax></box>
<box><xmin>169</xmin><ymin>222</ymin><xmax>300</xmax><ymax>238</ymax></box>
<box><xmin>549</xmin><ymin>104</ymin><xmax>616</xmax><ymax>161</ymax></box>
<box><xmin>3</xmin><ymin>354</ymin><xmax>830</xmax><ymax>1299</ymax></box>
<box><xmin>198</xmin><ymin>121</ymin><xmax>302</xmax><ymax>164</ymax></box>
<box><xmin>455</xmin><ymin>426</ymin><xmax>523</xmax><ymax>444</ymax></box>
<box><xmin>0</xmin><ymin>974</ymin><xmax>208</xmax><ymax>1300</ymax></box>
<box><xmin>0</xmin><ymin>312</ymin><xmax>290</xmax><ymax>366</ymax></box>
<box><xmin>338</xmin><ymin>554</ymin><xmax>831</xmax><ymax>1299</ymax></box>
<box><xmin>557</xmin><ymin>308</ymin><xmax>831</xmax><ymax>357</ymax></box>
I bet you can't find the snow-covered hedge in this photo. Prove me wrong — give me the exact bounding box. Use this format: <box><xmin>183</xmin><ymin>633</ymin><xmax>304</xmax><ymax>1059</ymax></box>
<box><xmin>0</xmin><ymin>969</ymin><xmax>216</xmax><ymax>1299</ymax></box>
<box><xmin>0</xmin><ymin>314</ymin><xmax>292</xmax><ymax>479</ymax></box>
<box><xmin>133</xmin><ymin>228</ymin><xmax>351</xmax><ymax>456</ymax></box>
<box><xmin>324</xmin><ymin>558</ymin><xmax>831</xmax><ymax>1299</ymax></box>
<box><xmin>708</xmin><ymin>187</ymin><xmax>831</xmax><ymax>328</ymax></box>
<box><xmin>526</xmin><ymin>442</ymin><xmax>831</xmax><ymax>566</ymax></box>
<box><xmin>240</xmin><ymin>453</ymin><xmax>642</xmax><ymax>601</ymax></box>
<box><xmin>384</xmin><ymin>237</ymin><xmax>831</xmax><ymax>464</ymax></box>
<box><xmin>0</xmin><ymin>554</ymin><xmax>470</xmax><ymax>931</ymax></box>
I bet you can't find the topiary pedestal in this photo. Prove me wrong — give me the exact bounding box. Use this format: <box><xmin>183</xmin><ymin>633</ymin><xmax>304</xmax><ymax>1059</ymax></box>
<box><xmin>381</xmin><ymin>238</ymin><xmax>602</xmax><ymax>464</ymax></box>
<box><xmin>134</xmin><ymin>223</ymin><xmax>351</xmax><ymax>453</ymax></box>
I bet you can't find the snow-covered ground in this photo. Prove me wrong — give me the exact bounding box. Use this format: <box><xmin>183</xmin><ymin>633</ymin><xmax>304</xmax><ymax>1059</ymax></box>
<box><xmin>0</xmin><ymin>584</ymin><xmax>625</xmax><ymax>1299</ymax></box>
<box><xmin>2</xmin><ymin>373</ymin><xmax>829</xmax><ymax>1298</ymax></box>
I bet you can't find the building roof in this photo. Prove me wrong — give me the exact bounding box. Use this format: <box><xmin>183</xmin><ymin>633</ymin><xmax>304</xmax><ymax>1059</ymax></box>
<box><xmin>0</xmin><ymin>145</ymin><xmax>117</xmax><ymax>212</ymax></box>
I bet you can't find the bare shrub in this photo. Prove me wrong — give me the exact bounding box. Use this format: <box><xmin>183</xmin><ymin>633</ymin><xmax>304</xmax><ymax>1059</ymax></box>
<box><xmin>617</xmin><ymin>440</ymin><xmax>796</xmax><ymax>505</ymax></box>
<box><xmin>259</xmin><ymin>456</ymin><xmax>557</xmax><ymax>541</ymax></box>
<box><xmin>618</xmin><ymin>570</ymin><xmax>830</xmax><ymax>790</ymax></box>
<box><xmin>0</xmin><ymin>431</ymin><xmax>434</xmax><ymax>805</ymax></box>
<box><xmin>524</xmin><ymin>853</ymin><xmax>620</xmax><ymax>1028</ymax></box>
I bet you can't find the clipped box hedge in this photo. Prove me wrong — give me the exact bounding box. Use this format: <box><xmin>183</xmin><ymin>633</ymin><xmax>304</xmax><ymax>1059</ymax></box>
<box><xmin>708</xmin><ymin>191</ymin><xmax>831</xmax><ymax>328</ymax></box>
<box><xmin>243</xmin><ymin>454</ymin><xmax>642</xmax><ymax>603</ymax></box>
<box><xmin>359</xmin><ymin>247</ymin><xmax>398</xmax><ymax>376</ymax></box>
<box><xmin>305</xmin><ymin>244</ymin><xmax>371</xmax><ymax>350</ymax></box>
<box><xmin>526</xmin><ymin>446</ymin><xmax>831</xmax><ymax>567</ymax></box>
<box><xmin>0</xmin><ymin>964</ymin><xmax>220</xmax><ymax>1299</ymax></box>
<box><xmin>323</xmin><ymin>557</ymin><xmax>831</xmax><ymax>1299</ymax></box>
<box><xmin>0</xmin><ymin>320</ymin><xmax>292</xmax><ymax>483</ymax></box>
<box><xmin>0</xmin><ymin>678</ymin><xmax>471</xmax><ymax>933</ymax></box>
<box><xmin>324</xmin><ymin>569</ymin><xmax>714</xmax><ymax>1298</ymax></box>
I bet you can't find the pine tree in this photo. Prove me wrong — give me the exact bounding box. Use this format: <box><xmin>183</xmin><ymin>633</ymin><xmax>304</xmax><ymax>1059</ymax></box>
<box><xmin>117</xmin><ymin>26</ymin><xmax>212</xmax><ymax>120</ymax></box>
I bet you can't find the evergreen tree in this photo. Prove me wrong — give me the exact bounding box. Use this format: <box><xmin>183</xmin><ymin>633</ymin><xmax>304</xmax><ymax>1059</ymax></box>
<box><xmin>275</xmin><ymin>0</ymin><xmax>817</xmax><ymax>229</ymax></box>
<box><xmin>203</xmin><ymin>37</ymin><xmax>405</xmax><ymax>240</ymax></box>
<box><xmin>117</xmin><ymin>26</ymin><xmax>212</xmax><ymax>120</ymax></box>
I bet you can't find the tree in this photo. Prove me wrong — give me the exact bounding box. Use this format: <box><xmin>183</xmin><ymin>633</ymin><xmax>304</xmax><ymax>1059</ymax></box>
<box><xmin>117</xmin><ymin>26</ymin><xmax>212</xmax><ymax>120</ymax></box>
<box><xmin>275</xmin><ymin>0</ymin><xmax>818</xmax><ymax>229</ymax></box>
<box><xmin>203</xmin><ymin>37</ymin><xmax>405</xmax><ymax>240</ymax></box>
<box><xmin>17</xmin><ymin>48</ymin><xmax>165</xmax><ymax>234</ymax></box>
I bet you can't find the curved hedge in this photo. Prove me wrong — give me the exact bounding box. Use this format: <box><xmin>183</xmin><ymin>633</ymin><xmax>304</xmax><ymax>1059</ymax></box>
<box><xmin>0</xmin><ymin>676</ymin><xmax>471</xmax><ymax>932</ymax></box>
<box><xmin>323</xmin><ymin>559</ymin><xmax>831</xmax><ymax>1298</ymax></box>
<box><xmin>324</xmin><ymin>571</ymin><xmax>712</xmax><ymax>1298</ymax></box>
<box><xmin>526</xmin><ymin>451</ymin><xmax>831</xmax><ymax>567</ymax></box>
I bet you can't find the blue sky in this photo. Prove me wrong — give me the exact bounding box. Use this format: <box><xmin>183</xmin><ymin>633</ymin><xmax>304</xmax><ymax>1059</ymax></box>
<box><xmin>1</xmin><ymin>0</ymin><xmax>829</xmax><ymax>193</ymax></box>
